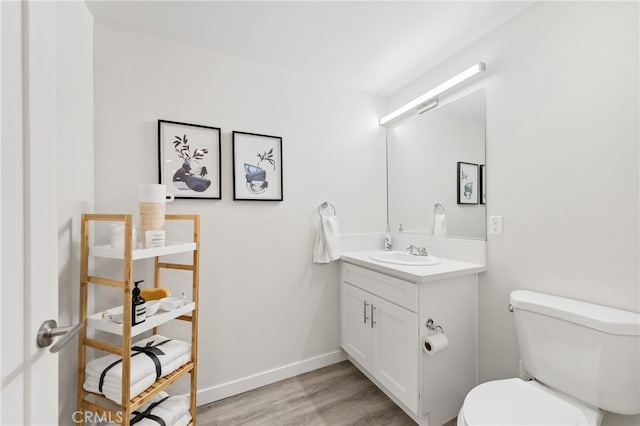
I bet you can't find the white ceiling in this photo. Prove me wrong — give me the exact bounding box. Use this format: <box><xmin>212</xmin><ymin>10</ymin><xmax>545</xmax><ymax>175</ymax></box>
<box><xmin>87</xmin><ymin>1</ymin><xmax>532</xmax><ymax>96</ymax></box>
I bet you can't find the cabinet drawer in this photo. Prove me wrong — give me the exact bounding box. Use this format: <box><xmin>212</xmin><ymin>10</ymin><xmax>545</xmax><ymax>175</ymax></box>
<box><xmin>342</xmin><ymin>263</ymin><xmax>417</xmax><ymax>312</ymax></box>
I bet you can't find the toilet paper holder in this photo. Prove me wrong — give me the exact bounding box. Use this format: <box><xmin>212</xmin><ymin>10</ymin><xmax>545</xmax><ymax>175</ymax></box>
<box><xmin>425</xmin><ymin>318</ymin><xmax>444</xmax><ymax>334</ymax></box>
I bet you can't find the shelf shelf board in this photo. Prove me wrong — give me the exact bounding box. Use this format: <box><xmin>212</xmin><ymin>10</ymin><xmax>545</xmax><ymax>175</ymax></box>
<box><xmin>90</xmin><ymin>241</ymin><xmax>196</xmax><ymax>260</ymax></box>
<box><xmin>88</xmin><ymin>302</ymin><xmax>195</xmax><ymax>337</ymax></box>
<box><xmin>130</xmin><ymin>361</ymin><xmax>194</xmax><ymax>411</ymax></box>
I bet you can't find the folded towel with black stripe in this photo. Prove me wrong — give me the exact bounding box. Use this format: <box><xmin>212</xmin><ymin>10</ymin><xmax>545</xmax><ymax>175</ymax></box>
<box><xmin>108</xmin><ymin>391</ymin><xmax>191</xmax><ymax>426</ymax></box>
<box><xmin>84</xmin><ymin>335</ymin><xmax>191</xmax><ymax>404</ymax></box>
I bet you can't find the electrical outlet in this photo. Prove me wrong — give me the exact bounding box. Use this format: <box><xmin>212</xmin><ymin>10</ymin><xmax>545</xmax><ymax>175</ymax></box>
<box><xmin>489</xmin><ymin>216</ymin><xmax>503</xmax><ymax>235</ymax></box>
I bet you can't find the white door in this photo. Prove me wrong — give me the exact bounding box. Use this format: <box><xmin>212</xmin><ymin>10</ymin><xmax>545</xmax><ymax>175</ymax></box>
<box><xmin>1</xmin><ymin>2</ymin><xmax>60</xmax><ymax>424</ymax></box>
<box><xmin>341</xmin><ymin>283</ymin><xmax>373</xmax><ymax>369</ymax></box>
<box><xmin>371</xmin><ymin>295</ymin><xmax>419</xmax><ymax>413</ymax></box>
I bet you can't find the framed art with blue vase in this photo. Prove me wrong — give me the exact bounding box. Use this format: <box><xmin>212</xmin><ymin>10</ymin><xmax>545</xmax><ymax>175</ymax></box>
<box><xmin>232</xmin><ymin>131</ymin><xmax>283</xmax><ymax>201</ymax></box>
<box><xmin>457</xmin><ymin>161</ymin><xmax>479</xmax><ymax>205</ymax></box>
<box><xmin>158</xmin><ymin>120</ymin><xmax>221</xmax><ymax>199</ymax></box>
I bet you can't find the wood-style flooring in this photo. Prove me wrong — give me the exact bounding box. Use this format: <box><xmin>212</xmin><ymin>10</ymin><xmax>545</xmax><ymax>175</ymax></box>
<box><xmin>197</xmin><ymin>360</ymin><xmax>422</xmax><ymax>426</ymax></box>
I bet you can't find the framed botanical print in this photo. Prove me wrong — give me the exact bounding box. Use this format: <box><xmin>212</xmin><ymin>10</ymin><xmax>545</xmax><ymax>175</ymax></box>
<box><xmin>480</xmin><ymin>164</ymin><xmax>486</xmax><ymax>205</ymax></box>
<box><xmin>232</xmin><ymin>131</ymin><xmax>283</xmax><ymax>201</ymax></box>
<box><xmin>158</xmin><ymin>120</ymin><xmax>221</xmax><ymax>199</ymax></box>
<box><xmin>457</xmin><ymin>161</ymin><xmax>479</xmax><ymax>205</ymax></box>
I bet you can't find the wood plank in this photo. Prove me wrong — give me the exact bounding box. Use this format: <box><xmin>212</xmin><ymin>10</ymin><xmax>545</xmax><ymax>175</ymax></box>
<box><xmin>77</xmin><ymin>214</ymin><xmax>90</xmax><ymax>426</ymax></box>
<box><xmin>83</xmin><ymin>213</ymin><xmax>127</xmax><ymax>222</ymax></box>
<box><xmin>190</xmin><ymin>215</ymin><xmax>200</xmax><ymax>423</ymax></box>
<box><xmin>157</xmin><ymin>262</ymin><xmax>194</xmax><ymax>271</ymax></box>
<box><xmin>121</xmin><ymin>214</ymin><xmax>134</xmax><ymax>425</ymax></box>
<box><xmin>87</xmin><ymin>275</ymin><xmax>124</xmax><ymax>288</ymax></box>
<box><xmin>83</xmin><ymin>338</ymin><xmax>123</xmax><ymax>355</ymax></box>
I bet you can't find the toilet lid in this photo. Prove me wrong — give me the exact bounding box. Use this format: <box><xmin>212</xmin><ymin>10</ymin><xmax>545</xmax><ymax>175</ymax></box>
<box><xmin>462</xmin><ymin>378</ymin><xmax>595</xmax><ymax>426</ymax></box>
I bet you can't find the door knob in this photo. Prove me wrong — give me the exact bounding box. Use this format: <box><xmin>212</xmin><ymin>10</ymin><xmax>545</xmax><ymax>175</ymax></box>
<box><xmin>37</xmin><ymin>319</ymin><xmax>83</xmax><ymax>353</ymax></box>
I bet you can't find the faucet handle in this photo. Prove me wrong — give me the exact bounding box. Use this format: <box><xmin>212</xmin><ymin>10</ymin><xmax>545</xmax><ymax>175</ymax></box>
<box><xmin>419</xmin><ymin>247</ymin><xmax>429</xmax><ymax>256</ymax></box>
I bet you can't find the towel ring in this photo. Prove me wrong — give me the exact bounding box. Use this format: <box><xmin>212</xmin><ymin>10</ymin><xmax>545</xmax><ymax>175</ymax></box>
<box><xmin>434</xmin><ymin>203</ymin><xmax>445</xmax><ymax>215</ymax></box>
<box><xmin>318</xmin><ymin>201</ymin><xmax>337</xmax><ymax>217</ymax></box>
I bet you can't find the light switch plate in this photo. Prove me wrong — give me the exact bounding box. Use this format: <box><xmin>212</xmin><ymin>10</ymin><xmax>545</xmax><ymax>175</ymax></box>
<box><xmin>489</xmin><ymin>216</ymin><xmax>503</xmax><ymax>235</ymax></box>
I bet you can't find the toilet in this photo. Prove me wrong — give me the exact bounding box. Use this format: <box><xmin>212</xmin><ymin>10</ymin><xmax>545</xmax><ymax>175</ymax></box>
<box><xmin>458</xmin><ymin>290</ymin><xmax>640</xmax><ymax>426</ymax></box>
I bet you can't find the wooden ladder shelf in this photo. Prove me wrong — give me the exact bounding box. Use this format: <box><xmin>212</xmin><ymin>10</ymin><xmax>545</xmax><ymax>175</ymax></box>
<box><xmin>76</xmin><ymin>213</ymin><xmax>200</xmax><ymax>425</ymax></box>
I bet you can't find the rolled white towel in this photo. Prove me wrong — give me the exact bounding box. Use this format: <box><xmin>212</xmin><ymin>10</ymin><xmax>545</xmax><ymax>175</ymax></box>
<box><xmin>84</xmin><ymin>335</ymin><xmax>191</xmax><ymax>404</ymax></box>
<box><xmin>107</xmin><ymin>391</ymin><xmax>191</xmax><ymax>426</ymax></box>
<box><xmin>313</xmin><ymin>215</ymin><xmax>341</xmax><ymax>264</ymax></box>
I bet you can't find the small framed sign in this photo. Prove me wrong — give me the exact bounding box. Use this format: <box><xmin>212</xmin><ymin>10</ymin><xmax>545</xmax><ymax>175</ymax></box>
<box><xmin>232</xmin><ymin>131</ymin><xmax>283</xmax><ymax>201</ymax></box>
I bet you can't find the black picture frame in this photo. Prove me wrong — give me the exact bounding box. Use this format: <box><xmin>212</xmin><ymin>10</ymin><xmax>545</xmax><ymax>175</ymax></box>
<box><xmin>232</xmin><ymin>131</ymin><xmax>283</xmax><ymax>201</ymax></box>
<box><xmin>158</xmin><ymin>120</ymin><xmax>221</xmax><ymax>199</ymax></box>
<box><xmin>480</xmin><ymin>164</ymin><xmax>486</xmax><ymax>205</ymax></box>
<box><xmin>457</xmin><ymin>161</ymin><xmax>479</xmax><ymax>205</ymax></box>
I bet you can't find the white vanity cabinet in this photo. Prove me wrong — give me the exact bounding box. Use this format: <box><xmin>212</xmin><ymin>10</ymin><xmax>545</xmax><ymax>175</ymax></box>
<box><xmin>340</xmin><ymin>257</ymin><xmax>481</xmax><ymax>426</ymax></box>
<box><xmin>341</xmin><ymin>263</ymin><xmax>419</xmax><ymax>412</ymax></box>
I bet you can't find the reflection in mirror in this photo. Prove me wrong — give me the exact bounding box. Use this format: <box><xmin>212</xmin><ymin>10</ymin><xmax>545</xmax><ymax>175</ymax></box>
<box><xmin>387</xmin><ymin>89</ymin><xmax>486</xmax><ymax>240</ymax></box>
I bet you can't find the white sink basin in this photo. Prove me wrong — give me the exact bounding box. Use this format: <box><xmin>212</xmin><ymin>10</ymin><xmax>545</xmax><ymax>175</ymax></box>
<box><xmin>369</xmin><ymin>251</ymin><xmax>441</xmax><ymax>266</ymax></box>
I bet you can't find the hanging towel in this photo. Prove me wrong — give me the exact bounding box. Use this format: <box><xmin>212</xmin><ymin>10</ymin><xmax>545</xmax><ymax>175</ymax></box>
<box><xmin>84</xmin><ymin>335</ymin><xmax>191</xmax><ymax>405</ymax></box>
<box><xmin>434</xmin><ymin>213</ymin><xmax>448</xmax><ymax>237</ymax></box>
<box><xmin>108</xmin><ymin>391</ymin><xmax>192</xmax><ymax>426</ymax></box>
<box><xmin>313</xmin><ymin>215</ymin><xmax>341</xmax><ymax>264</ymax></box>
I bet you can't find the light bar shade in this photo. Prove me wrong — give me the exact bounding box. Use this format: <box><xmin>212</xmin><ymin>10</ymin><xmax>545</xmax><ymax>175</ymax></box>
<box><xmin>379</xmin><ymin>62</ymin><xmax>486</xmax><ymax>126</ymax></box>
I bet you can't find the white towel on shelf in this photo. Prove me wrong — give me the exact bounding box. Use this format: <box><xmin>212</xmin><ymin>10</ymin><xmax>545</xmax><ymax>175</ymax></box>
<box><xmin>434</xmin><ymin>213</ymin><xmax>448</xmax><ymax>237</ymax></box>
<box><xmin>313</xmin><ymin>215</ymin><xmax>341</xmax><ymax>264</ymax></box>
<box><xmin>84</xmin><ymin>335</ymin><xmax>191</xmax><ymax>405</ymax></box>
<box><xmin>107</xmin><ymin>391</ymin><xmax>191</xmax><ymax>426</ymax></box>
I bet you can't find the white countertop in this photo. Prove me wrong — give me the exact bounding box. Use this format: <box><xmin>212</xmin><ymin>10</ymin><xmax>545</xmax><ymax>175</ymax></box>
<box><xmin>340</xmin><ymin>250</ymin><xmax>487</xmax><ymax>283</ymax></box>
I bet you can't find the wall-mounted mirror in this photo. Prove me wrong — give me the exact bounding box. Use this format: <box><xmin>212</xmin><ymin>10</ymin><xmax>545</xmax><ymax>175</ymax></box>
<box><xmin>387</xmin><ymin>89</ymin><xmax>486</xmax><ymax>240</ymax></box>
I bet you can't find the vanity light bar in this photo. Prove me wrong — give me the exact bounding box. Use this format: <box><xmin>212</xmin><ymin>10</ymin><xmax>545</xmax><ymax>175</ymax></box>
<box><xmin>379</xmin><ymin>62</ymin><xmax>486</xmax><ymax>126</ymax></box>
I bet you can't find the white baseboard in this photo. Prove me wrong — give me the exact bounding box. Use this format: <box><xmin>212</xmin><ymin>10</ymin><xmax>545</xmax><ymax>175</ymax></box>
<box><xmin>196</xmin><ymin>350</ymin><xmax>347</xmax><ymax>405</ymax></box>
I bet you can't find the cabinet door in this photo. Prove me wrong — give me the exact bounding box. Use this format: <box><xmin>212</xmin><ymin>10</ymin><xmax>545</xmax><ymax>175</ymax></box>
<box><xmin>372</xmin><ymin>295</ymin><xmax>419</xmax><ymax>413</ymax></box>
<box><xmin>341</xmin><ymin>283</ymin><xmax>373</xmax><ymax>369</ymax></box>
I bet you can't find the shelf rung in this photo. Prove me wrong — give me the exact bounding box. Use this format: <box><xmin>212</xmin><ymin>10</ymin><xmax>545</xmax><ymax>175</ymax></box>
<box><xmin>176</xmin><ymin>315</ymin><xmax>193</xmax><ymax>322</ymax></box>
<box><xmin>84</xmin><ymin>338</ymin><xmax>123</xmax><ymax>355</ymax></box>
<box><xmin>84</xmin><ymin>214</ymin><xmax>128</xmax><ymax>222</ymax></box>
<box><xmin>158</xmin><ymin>262</ymin><xmax>194</xmax><ymax>271</ymax></box>
<box><xmin>165</xmin><ymin>214</ymin><xmax>199</xmax><ymax>221</ymax></box>
<box><xmin>88</xmin><ymin>276</ymin><xmax>125</xmax><ymax>288</ymax></box>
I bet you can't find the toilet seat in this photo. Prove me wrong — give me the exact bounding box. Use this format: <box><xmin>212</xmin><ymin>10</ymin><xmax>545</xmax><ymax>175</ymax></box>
<box><xmin>459</xmin><ymin>378</ymin><xmax>602</xmax><ymax>426</ymax></box>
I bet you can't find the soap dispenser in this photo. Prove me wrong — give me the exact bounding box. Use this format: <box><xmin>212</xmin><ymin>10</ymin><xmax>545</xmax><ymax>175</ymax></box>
<box><xmin>132</xmin><ymin>280</ymin><xmax>146</xmax><ymax>325</ymax></box>
<box><xmin>383</xmin><ymin>225</ymin><xmax>393</xmax><ymax>251</ymax></box>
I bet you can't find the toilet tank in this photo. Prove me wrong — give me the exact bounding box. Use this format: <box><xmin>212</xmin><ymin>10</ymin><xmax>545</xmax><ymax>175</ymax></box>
<box><xmin>510</xmin><ymin>290</ymin><xmax>640</xmax><ymax>415</ymax></box>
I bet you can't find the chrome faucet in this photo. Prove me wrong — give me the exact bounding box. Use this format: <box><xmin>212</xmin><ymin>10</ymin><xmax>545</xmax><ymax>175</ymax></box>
<box><xmin>406</xmin><ymin>245</ymin><xmax>428</xmax><ymax>256</ymax></box>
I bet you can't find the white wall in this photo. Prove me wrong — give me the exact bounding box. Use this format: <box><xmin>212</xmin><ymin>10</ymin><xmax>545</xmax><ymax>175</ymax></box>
<box><xmin>55</xmin><ymin>2</ymin><xmax>94</xmax><ymax>425</ymax></box>
<box><xmin>93</xmin><ymin>22</ymin><xmax>386</xmax><ymax>402</ymax></box>
<box><xmin>389</xmin><ymin>2</ymin><xmax>639</xmax><ymax>423</ymax></box>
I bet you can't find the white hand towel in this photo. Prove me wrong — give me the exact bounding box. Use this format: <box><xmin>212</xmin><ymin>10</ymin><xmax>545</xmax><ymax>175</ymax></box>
<box><xmin>313</xmin><ymin>216</ymin><xmax>341</xmax><ymax>264</ymax></box>
<box><xmin>434</xmin><ymin>214</ymin><xmax>448</xmax><ymax>237</ymax></box>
